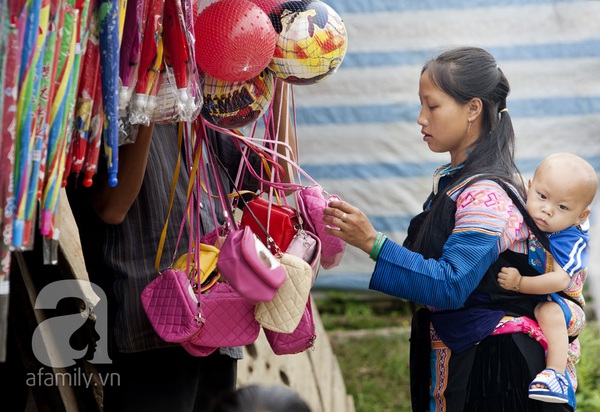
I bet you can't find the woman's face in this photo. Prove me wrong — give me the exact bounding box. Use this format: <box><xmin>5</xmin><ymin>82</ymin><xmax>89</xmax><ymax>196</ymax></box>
<box><xmin>417</xmin><ymin>70</ymin><xmax>473</xmax><ymax>166</ymax></box>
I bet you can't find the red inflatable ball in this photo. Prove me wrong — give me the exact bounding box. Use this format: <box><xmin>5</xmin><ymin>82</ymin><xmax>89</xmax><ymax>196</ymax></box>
<box><xmin>201</xmin><ymin>69</ymin><xmax>275</xmax><ymax>129</ymax></box>
<box><xmin>194</xmin><ymin>0</ymin><xmax>278</xmax><ymax>83</ymax></box>
<box><xmin>268</xmin><ymin>0</ymin><xmax>348</xmax><ymax>85</ymax></box>
<box><xmin>248</xmin><ymin>0</ymin><xmax>286</xmax><ymax>14</ymax></box>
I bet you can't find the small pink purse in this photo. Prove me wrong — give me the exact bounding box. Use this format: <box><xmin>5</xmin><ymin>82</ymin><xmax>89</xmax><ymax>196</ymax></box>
<box><xmin>141</xmin><ymin>267</ymin><xmax>204</xmax><ymax>343</ymax></box>
<box><xmin>217</xmin><ymin>225</ymin><xmax>287</xmax><ymax>304</ymax></box>
<box><xmin>141</xmin><ymin>271</ymin><xmax>260</xmax><ymax>348</ymax></box>
<box><xmin>186</xmin><ymin>282</ymin><xmax>260</xmax><ymax>348</ymax></box>
<box><xmin>286</xmin><ymin>229</ymin><xmax>321</xmax><ymax>285</ymax></box>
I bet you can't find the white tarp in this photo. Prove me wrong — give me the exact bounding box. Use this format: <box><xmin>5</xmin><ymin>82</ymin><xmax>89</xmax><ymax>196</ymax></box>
<box><xmin>290</xmin><ymin>0</ymin><xmax>600</xmax><ymax>291</ymax></box>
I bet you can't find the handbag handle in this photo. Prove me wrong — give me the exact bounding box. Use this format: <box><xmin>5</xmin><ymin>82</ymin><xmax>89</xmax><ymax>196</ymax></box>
<box><xmin>155</xmin><ymin>123</ymin><xmax>202</xmax><ymax>272</ymax></box>
<box><xmin>195</xmin><ymin>121</ymin><xmax>239</xmax><ymax>236</ymax></box>
<box><xmin>205</xmin><ymin>126</ymin><xmax>320</xmax><ymax>194</ymax></box>
<box><xmin>197</xmin><ymin>117</ymin><xmax>289</xmax><ymax>192</ymax></box>
<box><xmin>205</xmin><ymin>137</ymin><xmax>285</xmax><ymax>256</ymax></box>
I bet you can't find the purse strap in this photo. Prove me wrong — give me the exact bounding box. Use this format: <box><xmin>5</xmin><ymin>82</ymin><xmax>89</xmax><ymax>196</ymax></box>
<box><xmin>206</xmin><ymin>138</ymin><xmax>285</xmax><ymax>256</ymax></box>
<box><xmin>196</xmin><ymin>121</ymin><xmax>239</xmax><ymax>237</ymax></box>
<box><xmin>154</xmin><ymin>123</ymin><xmax>202</xmax><ymax>272</ymax></box>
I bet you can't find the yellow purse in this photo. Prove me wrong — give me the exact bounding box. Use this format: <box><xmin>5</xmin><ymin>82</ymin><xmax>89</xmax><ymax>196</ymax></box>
<box><xmin>172</xmin><ymin>243</ymin><xmax>220</xmax><ymax>292</ymax></box>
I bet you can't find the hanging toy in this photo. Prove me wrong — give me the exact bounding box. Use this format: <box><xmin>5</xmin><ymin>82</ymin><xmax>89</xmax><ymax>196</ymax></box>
<box><xmin>201</xmin><ymin>69</ymin><xmax>274</xmax><ymax>129</ymax></box>
<box><xmin>194</xmin><ymin>0</ymin><xmax>277</xmax><ymax>83</ymax></box>
<box><xmin>118</xmin><ymin>0</ymin><xmax>148</xmax><ymax>112</ymax></box>
<box><xmin>268</xmin><ymin>0</ymin><xmax>347</xmax><ymax>85</ymax></box>
<box><xmin>249</xmin><ymin>0</ymin><xmax>285</xmax><ymax>14</ymax></box>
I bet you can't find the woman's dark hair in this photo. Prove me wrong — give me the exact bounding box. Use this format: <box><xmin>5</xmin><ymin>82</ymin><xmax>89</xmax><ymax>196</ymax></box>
<box><xmin>410</xmin><ymin>47</ymin><xmax>524</xmax><ymax>253</ymax></box>
<box><xmin>421</xmin><ymin>46</ymin><xmax>520</xmax><ymax>186</ymax></box>
<box><xmin>208</xmin><ymin>385</ymin><xmax>312</xmax><ymax>412</ymax></box>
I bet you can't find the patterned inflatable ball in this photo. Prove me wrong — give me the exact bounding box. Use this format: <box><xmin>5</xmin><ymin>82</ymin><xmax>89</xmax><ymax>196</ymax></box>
<box><xmin>201</xmin><ymin>70</ymin><xmax>275</xmax><ymax>129</ymax></box>
<box><xmin>194</xmin><ymin>0</ymin><xmax>278</xmax><ymax>82</ymax></box>
<box><xmin>268</xmin><ymin>0</ymin><xmax>348</xmax><ymax>85</ymax></box>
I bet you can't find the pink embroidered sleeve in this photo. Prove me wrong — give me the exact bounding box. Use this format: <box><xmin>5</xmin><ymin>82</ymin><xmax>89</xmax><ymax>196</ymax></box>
<box><xmin>454</xmin><ymin>180</ymin><xmax>528</xmax><ymax>254</ymax></box>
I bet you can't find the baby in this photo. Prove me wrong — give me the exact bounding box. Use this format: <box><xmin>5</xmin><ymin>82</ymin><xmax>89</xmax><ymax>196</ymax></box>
<box><xmin>497</xmin><ymin>152</ymin><xmax>598</xmax><ymax>404</ymax></box>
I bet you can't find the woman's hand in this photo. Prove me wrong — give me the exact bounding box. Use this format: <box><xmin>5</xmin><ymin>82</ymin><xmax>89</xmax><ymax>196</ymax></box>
<box><xmin>323</xmin><ymin>200</ymin><xmax>379</xmax><ymax>255</ymax></box>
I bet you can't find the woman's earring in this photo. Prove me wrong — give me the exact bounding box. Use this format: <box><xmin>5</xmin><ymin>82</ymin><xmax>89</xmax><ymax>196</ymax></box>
<box><xmin>467</xmin><ymin>120</ymin><xmax>472</xmax><ymax>135</ymax></box>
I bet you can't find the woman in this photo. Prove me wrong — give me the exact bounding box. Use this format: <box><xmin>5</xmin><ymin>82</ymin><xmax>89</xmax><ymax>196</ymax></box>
<box><xmin>324</xmin><ymin>47</ymin><xmax>575</xmax><ymax>411</ymax></box>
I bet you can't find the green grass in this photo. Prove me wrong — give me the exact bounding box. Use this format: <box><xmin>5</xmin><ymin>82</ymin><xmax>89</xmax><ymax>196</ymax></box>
<box><xmin>329</xmin><ymin>329</ymin><xmax>411</xmax><ymax>412</ymax></box>
<box><xmin>316</xmin><ymin>291</ymin><xmax>600</xmax><ymax>412</ymax></box>
<box><xmin>576</xmin><ymin>321</ymin><xmax>600</xmax><ymax>410</ymax></box>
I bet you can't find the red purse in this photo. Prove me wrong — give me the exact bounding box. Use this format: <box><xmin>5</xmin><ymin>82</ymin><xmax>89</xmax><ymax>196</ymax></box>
<box><xmin>240</xmin><ymin>196</ymin><xmax>300</xmax><ymax>252</ymax></box>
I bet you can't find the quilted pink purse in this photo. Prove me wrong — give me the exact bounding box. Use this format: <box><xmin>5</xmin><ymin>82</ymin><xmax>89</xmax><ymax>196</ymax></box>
<box><xmin>141</xmin><ymin>270</ymin><xmax>260</xmax><ymax>348</ymax></box>
<box><xmin>297</xmin><ymin>185</ymin><xmax>346</xmax><ymax>269</ymax></box>
<box><xmin>141</xmin><ymin>267</ymin><xmax>204</xmax><ymax>343</ymax></box>
<box><xmin>264</xmin><ymin>297</ymin><xmax>316</xmax><ymax>355</ymax></box>
<box><xmin>186</xmin><ymin>282</ymin><xmax>260</xmax><ymax>348</ymax></box>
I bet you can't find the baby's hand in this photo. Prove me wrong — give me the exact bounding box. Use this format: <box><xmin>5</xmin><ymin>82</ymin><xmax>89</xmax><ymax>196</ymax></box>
<box><xmin>497</xmin><ymin>267</ymin><xmax>522</xmax><ymax>291</ymax></box>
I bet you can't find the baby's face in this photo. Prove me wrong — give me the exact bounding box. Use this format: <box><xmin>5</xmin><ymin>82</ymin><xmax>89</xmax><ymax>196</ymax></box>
<box><xmin>526</xmin><ymin>172</ymin><xmax>589</xmax><ymax>233</ymax></box>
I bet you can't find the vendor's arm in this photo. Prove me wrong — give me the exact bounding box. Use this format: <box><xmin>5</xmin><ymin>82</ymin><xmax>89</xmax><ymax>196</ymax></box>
<box><xmin>325</xmin><ymin>180</ymin><xmax>526</xmax><ymax>310</ymax></box>
<box><xmin>90</xmin><ymin>123</ymin><xmax>154</xmax><ymax>224</ymax></box>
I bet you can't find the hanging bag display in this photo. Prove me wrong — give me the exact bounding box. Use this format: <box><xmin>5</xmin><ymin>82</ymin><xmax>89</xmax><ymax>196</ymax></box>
<box><xmin>210</xmin><ymin>146</ymin><xmax>313</xmax><ymax>333</ymax></box>
<box><xmin>141</xmin><ymin>123</ymin><xmax>260</xmax><ymax>355</ymax></box>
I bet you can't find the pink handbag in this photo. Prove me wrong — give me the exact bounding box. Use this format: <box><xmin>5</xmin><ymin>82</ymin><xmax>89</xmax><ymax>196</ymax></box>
<box><xmin>286</xmin><ymin>229</ymin><xmax>321</xmax><ymax>285</ymax></box>
<box><xmin>217</xmin><ymin>225</ymin><xmax>286</xmax><ymax>304</ymax></box>
<box><xmin>297</xmin><ymin>185</ymin><xmax>346</xmax><ymax>269</ymax></box>
<box><xmin>141</xmin><ymin>267</ymin><xmax>205</xmax><ymax>343</ymax></box>
<box><xmin>187</xmin><ymin>282</ymin><xmax>260</xmax><ymax>348</ymax></box>
<box><xmin>264</xmin><ymin>297</ymin><xmax>316</xmax><ymax>355</ymax></box>
<box><xmin>141</xmin><ymin>270</ymin><xmax>260</xmax><ymax>348</ymax></box>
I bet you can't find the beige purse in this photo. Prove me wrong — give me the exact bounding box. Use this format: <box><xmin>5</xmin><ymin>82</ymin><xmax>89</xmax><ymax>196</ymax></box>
<box><xmin>254</xmin><ymin>253</ymin><xmax>312</xmax><ymax>333</ymax></box>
